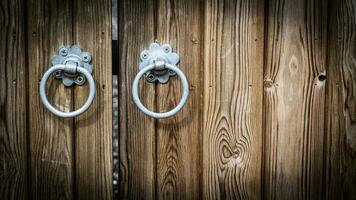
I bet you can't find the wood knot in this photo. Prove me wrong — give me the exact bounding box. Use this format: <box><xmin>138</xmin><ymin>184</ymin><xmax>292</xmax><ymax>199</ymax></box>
<box><xmin>191</xmin><ymin>37</ymin><xmax>198</xmax><ymax>44</ymax></box>
<box><xmin>318</xmin><ymin>74</ymin><xmax>326</xmax><ymax>82</ymax></box>
<box><xmin>264</xmin><ymin>79</ymin><xmax>275</xmax><ymax>88</ymax></box>
<box><xmin>315</xmin><ymin>73</ymin><xmax>326</xmax><ymax>86</ymax></box>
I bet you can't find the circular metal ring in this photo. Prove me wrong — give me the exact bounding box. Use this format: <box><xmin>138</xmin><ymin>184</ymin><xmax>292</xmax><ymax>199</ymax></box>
<box><xmin>132</xmin><ymin>63</ymin><xmax>189</xmax><ymax>119</ymax></box>
<box><xmin>39</xmin><ymin>64</ymin><xmax>95</xmax><ymax>118</ymax></box>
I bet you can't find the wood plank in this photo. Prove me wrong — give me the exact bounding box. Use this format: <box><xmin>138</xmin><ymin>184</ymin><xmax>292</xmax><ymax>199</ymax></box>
<box><xmin>27</xmin><ymin>0</ymin><xmax>75</xmax><ymax>199</ymax></box>
<box><xmin>155</xmin><ymin>0</ymin><xmax>204</xmax><ymax>199</ymax></box>
<box><xmin>203</xmin><ymin>0</ymin><xmax>264</xmax><ymax>199</ymax></box>
<box><xmin>324</xmin><ymin>0</ymin><xmax>356</xmax><ymax>199</ymax></box>
<box><xmin>0</xmin><ymin>0</ymin><xmax>28</xmax><ymax>199</ymax></box>
<box><xmin>118</xmin><ymin>0</ymin><xmax>157</xmax><ymax>199</ymax></box>
<box><xmin>263</xmin><ymin>0</ymin><xmax>328</xmax><ymax>199</ymax></box>
<box><xmin>73</xmin><ymin>0</ymin><xmax>113</xmax><ymax>199</ymax></box>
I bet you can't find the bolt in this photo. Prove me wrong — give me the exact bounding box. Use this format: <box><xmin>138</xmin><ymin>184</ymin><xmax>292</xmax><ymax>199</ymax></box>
<box><xmin>163</xmin><ymin>47</ymin><xmax>170</xmax><ymax>53</ymax></box>
<box><xmin>77</xmin><ymin>76</ymin><xmax>85</xmax><ymax>84</ymax></box>
<box><xmin>81</xmin><ymin>53</ymin><xmax>91</xmax><ymax>63</ymax></box>
<box><xmin>147</xmin><ymin>73</ymin><xmax>155</xmax><ymax>81</ymax></box>
<box><xmin>59</xmin><ymin>48</ymin><xmax>68</xmax><ymax>56</ymax></box>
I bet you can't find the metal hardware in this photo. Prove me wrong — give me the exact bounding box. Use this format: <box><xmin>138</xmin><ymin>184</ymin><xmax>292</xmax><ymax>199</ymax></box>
<box><xmin>139</xmin><ymin>43</ymin><xmax>180</xmax><ymax>83</ymax></box>
<box><xmin>39</xmin><ymin>45</ymin><xmax>95</xmax><ymax>118</ymax></box>
<box><xmin>51</xmin><ymin>45</ymin><xmax>93</xmax><ymax>86</ymax></box>
<box><xmin>132</xmin><ymin>43</ymin><xmax>189</xmax><ymax>119</ymax></box>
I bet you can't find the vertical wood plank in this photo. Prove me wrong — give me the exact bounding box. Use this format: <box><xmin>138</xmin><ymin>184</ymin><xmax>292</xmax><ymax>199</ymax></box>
<box><xmin>263</xmin><ymin>0</ymin><xmax>328</xmax><ymax>199</ymax></box>
<box><xmin>73</xmin><ymin>0</ymin><xmax>113</xmax><ymax>199</ymax></box>
<box><xmin>155</xmin><ymin>0</ymin><xmax>204</xmax><ymax>199</ymax></box>
<box><xmin>0</xmin><ymin>0</ymin><xmax>28</xmax><ymax>199</ymax></box>
<box><xmin>27</xmin><ymin>0</ymin><xmax>74</xmax><ymax>199</ymax></box>
<box><xmin>118</xmin><ymin>0</ymin><xmax>157</xmax><ymax>199</ymax></box>
<box><xmin>324</xmin><ymin>0</ymin><xmax>356</xmax><ymax>198</ymax></box>
<box><xmin>203</xmin><ymin>0</ymin><xmax>264</xmax><ymax>199</ymax></box>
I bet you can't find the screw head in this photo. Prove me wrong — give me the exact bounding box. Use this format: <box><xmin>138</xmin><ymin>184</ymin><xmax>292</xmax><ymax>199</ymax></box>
<box><xmin>59</xmin><ymin>47</ymin><xmax>68</xmax><ymax>56</ymax></box>
<box><xmin>81</xmin><ymin>53</ymin><xmax>91</xmax><ymax>63</ymax></box>
<box><xmin>140</xmin><ymin>50</ymin><xmax>150</xmax><ymax>60</ymax></box>
<box><xmin>162</xmin><ymin>44</ymin><xmax>172</xmax><ymax>53</ymax></box>
<box><xmin>142</xmin><ymin>53</ymin><xmax>148</xmax><ymax>59</ymax></box>
<box><xmin>76</xmin><ymin>75</ymin><xmax>85</xmax><ymax>85</ymax></box>
<box><xmin>147</xmin><ymin>73</ymin><xmax>155</xmax><ymax>82</ymax></box>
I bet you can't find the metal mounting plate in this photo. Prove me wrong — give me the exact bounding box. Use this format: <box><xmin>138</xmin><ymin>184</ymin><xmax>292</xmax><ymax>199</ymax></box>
<box><xmin>51</xmin><ymin>45</ymin><xmax>92</xmax><ymax>87</ymax></box>
<box><xmin>139</xmin><ymin>43</ymin><xmax>180</xmax><ymax>84</ymax></box>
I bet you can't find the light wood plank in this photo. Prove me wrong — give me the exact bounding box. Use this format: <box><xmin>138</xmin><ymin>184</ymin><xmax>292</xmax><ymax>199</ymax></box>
<box><xmin>324</xmin><ymin>0</ymin><xmax>356</xmax><ymax>199</ymax></box>
<box><xmin>263</xmin><ymin>0</ymin><xmax>328</xmax><ymax>199</ymax></box>
<box><xmin>27</xmin><ymin>0</ymin><xmax>75</xmax><ymax>199</ymax></box>
<box><xmin>0</xmin><ymin>0</ymin><xmax>28</xmax><ymax>199</ymax></box>
<box><xmin>155</xmin><ymin>0</ymin><xmax>204</xmax><ymax>199</ymax></box>
<box><xmin>203</xmin><ymin>0</ymin><xmax>264</xmax><ymax>199</ymax></box>
<box><xmin>118</xmin><ymin>0</ymin><xmax>157</xmax><ymax>199</ymax></box>
<box><xmin>73</xmin><ymin>0</ymin><xmax>113</xmax><ymax>199</ymax></box>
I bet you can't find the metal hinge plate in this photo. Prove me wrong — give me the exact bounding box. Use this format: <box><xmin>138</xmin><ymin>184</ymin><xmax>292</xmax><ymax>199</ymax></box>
<box><xmin>139</xmin><ymin>43</ymin><xmax>180</xmax><ymax>84</ymax></box>
<box><xmin>51</xmin><ymin>45</ymin><xmax>92</xmax><ymax>86</ymax></box>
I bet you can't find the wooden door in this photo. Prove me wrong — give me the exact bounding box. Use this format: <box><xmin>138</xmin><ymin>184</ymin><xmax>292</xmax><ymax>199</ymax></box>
<box><xmin>1</xmin><ymin>0</ymin><xmax>112</xmax><ymax>199</ymax></box>
<box><xmin>119</xmin><ymin>0</ymin><xmax>356</xmax><ymax>199</ymax></box>
<box><xmin>2</xmin><ymin>0</ymin><xmax>356</xmax><ymax>199</ymax></box>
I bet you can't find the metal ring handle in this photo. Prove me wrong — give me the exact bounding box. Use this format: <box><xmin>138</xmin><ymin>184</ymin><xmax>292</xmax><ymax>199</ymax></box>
<box><xmin>132</xmin><ymin>63</ymin><xmax>189</xmax><ymax>119</ymax></box>
<box><xmin>39</xmin><ymin>64</ymin><xmax>96</xmax><ymax>118</ymax></box>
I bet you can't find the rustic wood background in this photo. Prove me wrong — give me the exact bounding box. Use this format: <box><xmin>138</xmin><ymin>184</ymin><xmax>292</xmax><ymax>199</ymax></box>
<box><xmin>1</xmin><ymin>0</ymin><xmax>112</xmax><ymax>199</ymax></box>
<box><xmin>119</xmin><ymin>0</ymin><xmax>356</xmax><ymax>199</ymax></box>
<box><xmin>1</xmin><ymin>0</ymin><xmax>356</xmax><ymax>199</ymax></box>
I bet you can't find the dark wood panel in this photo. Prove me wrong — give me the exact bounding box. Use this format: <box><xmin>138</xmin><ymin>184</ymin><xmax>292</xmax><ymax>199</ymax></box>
<box><xmin>203</xmin><ymin>0</ymin><xmax>264</xmax><ymax>199</ymax></box>
<box><xmin>324</xmin><ymin>0</ymin><xmax>356</xmax><ymax>199</ymax></box>
<box><xmin>118</xmin><ymin>0</ymin><xmax>157</xmax><ymax>199</ymax></box>
<box><xmin>27</xmin><ymin>0</ymin><xmax>74</xmax><ymax>199</ymax></box>
<box><xmin>73</xmin><ymin>0</ymin><xmax>113</xmax><ymax>199</ymax></box>
<box><xmin>155</xmin><ymin>0</ymin><xmax>203</xmax><ymax>199</ymax></box>
<box><xmin>0</xmin><ymin>0</ymin><xmax>28</xmax><ymax>199</ymax></box>
<box><xmin>263</xmin><ymin>0</ymin><xmax>328</xmax><ymax>199</ymax></box>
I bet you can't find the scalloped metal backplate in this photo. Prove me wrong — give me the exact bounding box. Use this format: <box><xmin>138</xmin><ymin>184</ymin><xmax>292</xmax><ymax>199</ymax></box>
<box><xmin>139</xmin><ymin>43</ymin><xmax>180</xmax><ymax>84</ymax></box>
<box><xmin>51</xmin><ymin>45</ymin><xmax>92</xmax><ymax>87</ymax></box>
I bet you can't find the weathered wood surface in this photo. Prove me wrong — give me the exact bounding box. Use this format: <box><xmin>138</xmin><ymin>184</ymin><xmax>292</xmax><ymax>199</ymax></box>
<box><xmin>324</xmin><ymin>0</ymin><xmax>356</xmax><ymax>199</ymax></box>
<box><xmin>202</xmin><ymin>0</ymin><xmax>264</xmax><ymax>199</ymax></box>
<box><xmin>73</xmin><ymin>0</ymin><xmax>113</xmax><ymax>199</ymax></box>
<box><xmin>155</xmin><ymin>0</ymin><xmax>203</xmax><ymax>199</ymax></box>
<box><xmin>120</xmin><ymin>0</ymin><xmax>264</xmax><ymax>199</ymax></box>
<box><xmin>0</xmin><ymin>0</ymin><xmax>28</xmax><ymax>199</ymax></box>
<box><xmin>27</xmin><ymin>0</ymin><xmax>75</xmax><ymax>199</ymax></box>
<box><xmin>263</xmin><ymin>0</ymin><xmax>328</xmax><ymax>199</ymax></box>
<box><xmin>1</xmin><ymin>0</ymin><xmax>114</xmax><ymax>199</ymax></box>
<box><xmin>2</xmin><ymin>0</ymin><xmax>356</xmax><ymax>199</ymax></box>
<box><xmin>119</xmin><ymin>0</ymin><xmax>157</xmax><ymax>199</ymax></box>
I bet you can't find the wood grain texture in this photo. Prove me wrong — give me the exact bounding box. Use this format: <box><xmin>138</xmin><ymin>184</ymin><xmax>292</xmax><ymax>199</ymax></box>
<box><xmin>118</xmin><ymin>0</ymin><xmax>157</xmax><ymax>199</ymax></box>
<box><xmin>203</xmin><ymin>0</ymin><xmax>264</xmax><ymax>199</ymax></box>
<box><xmin>73</xmin><ymin>0</ymin><xmax>113</xmax><ymax>199</ymax></box>
<box><xmin>155</xmin><ymin>0</ymin><xmax>203</xmax><ymax>199</ymax></box>
<box><xmin>324</xmin><ymin>0</ymin><xmax>356</xmax><ymax>199</ymax></box>
<box><xmin>263</xmin><ymin>0</ymin><xmax>328</xmax><ymax>199</ymax></box>
<box><xmin>27</xmin><ymin>0</ymin><xmax>74</xmax><ymax>199</ymax></box>
<box><xmin>0</xmin><ymin>0</ymin><xmax>28</xmax><ymax>199</ymax></box>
